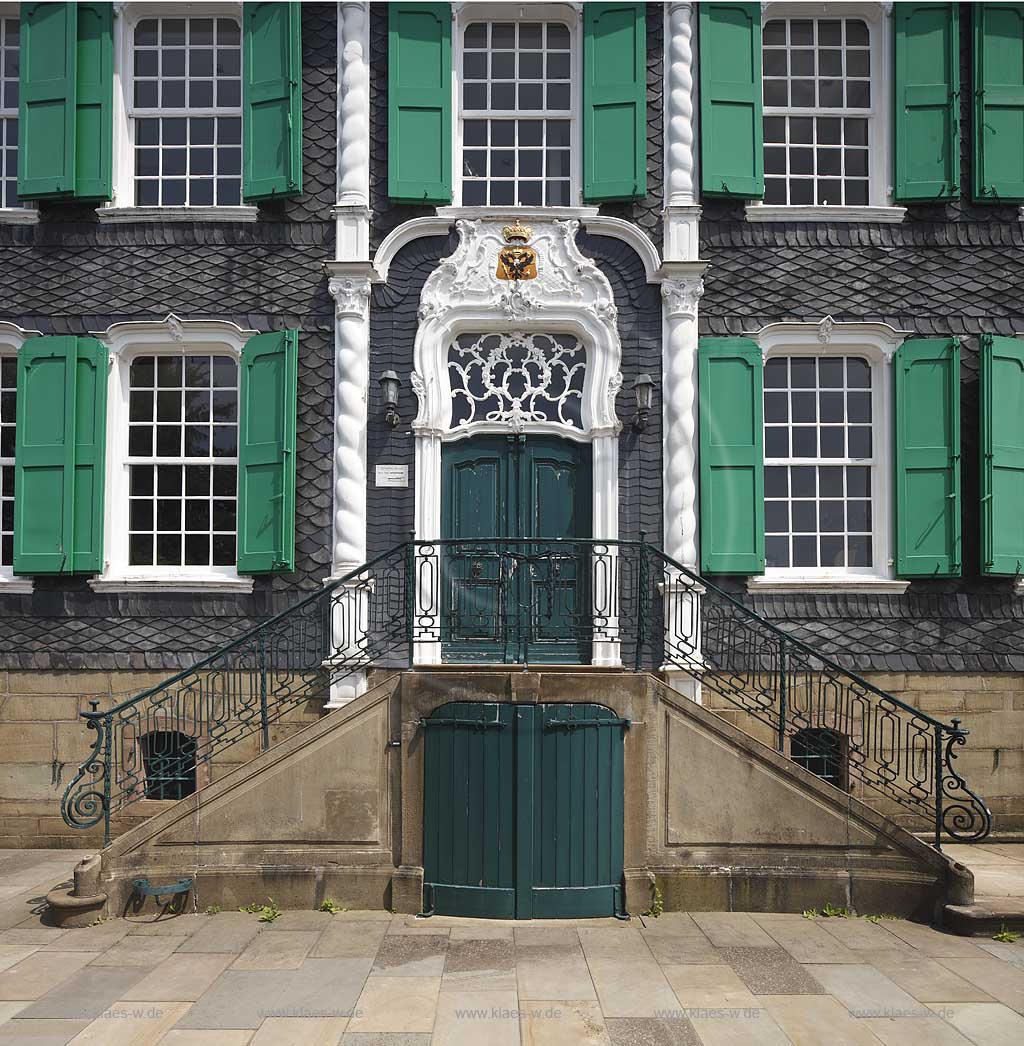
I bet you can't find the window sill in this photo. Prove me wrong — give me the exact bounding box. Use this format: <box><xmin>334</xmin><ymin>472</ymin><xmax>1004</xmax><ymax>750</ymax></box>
<box><xmin>745</xmin><ymin>204</ymin><xmax>907</xmax><ymax>224</ymax></box>
<box><xmin>95</xmin><ymin>206</ymin><xmax>259</xmax><ymax>224</ymax></box>
<box><xmin>88</xmin><ymin>576</ymin><xmax>255</xmax><ymax>594</ymax></box>
<box><xmin>0</xmin><ymin>208</ymin><xmax>39</xmax><ymax>225</ymax></box>
<box><xmin>747</xmin><ymin>576</ymin><xmax>910</xmax><ymax>595</ymax></box>
<box><xmin>0</xmin><ymin>576</ymin><xmax>35</xmax><ymax>594</ymax></box>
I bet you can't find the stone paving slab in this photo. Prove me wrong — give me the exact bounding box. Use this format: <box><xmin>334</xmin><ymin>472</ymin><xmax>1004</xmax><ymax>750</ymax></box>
<box><xmin>0</xmin><ymin>1017</ymin><xmax>91</xmax><ymax>1044</ymax></box>
<box><xmin>118</xmin><ymin>952</ymin><xmax>236</xmax><ymax>1001</ymax></box>
<box><xmin>173</xmin><ymin>970</ymin><xmax>293</xmax><ymax>1030</ymax></box>
<box><xmin>17</xmin><ymin>964</ymin><xmax>150</xmax><ymax>1019</ymax></box>
<box><xmin>176</xmin><ymin>916</ymin><xmax>264</xmax><ymax>954</ymax></box>
<box><xmin>0</xmin><ymin>949</ymin><xmax>97</xmax><ymax>1000</ymax></box>
<box><xmin>313</xmin><ymin>920</ymin><xmax>389</xmax><ymax>958</ymax></box>
<box><xmin>372</xmin><ymin>934</ymin><xmax>448</xmax><ymax>977</ymax></box>
<box><xmin>604</xmin><ymin>1016</ymin><xmax>702</xmax><ymax>1046</ymax></box>
<box><xmin>716</xmin><ymin>947</ymin><xmax>825</xmax><ymax>995</ymax></box>
<box><xmin>760</xmin><ymin>994</ymin><xmax>884</xmax><ymax>1045</ymax></box>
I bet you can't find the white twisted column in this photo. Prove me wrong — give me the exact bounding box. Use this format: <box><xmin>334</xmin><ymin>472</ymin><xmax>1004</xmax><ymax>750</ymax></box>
<box><xmin>326</xmin><ymin>276</ymin><xmax>371</xmax><ymax>707</ymax></box>
<box><xmin>662</xmin><ymin>276</ymin><xmax>703</xmax><ymax>567</ymax></box>
<box><xmin>329</xmin><ymin>277</ymin><xmax>371</xmax><ymax>574</ymax></box>
<box><xmin>664</xmin><ymin>3</ymin><xmax>701</xmax><ymax>261</ymax></box>
<box><xmin>335</xmin><ymin>2</ymin><xmax>370</xmax><ymax>260</ymax></box>
<box><xmin>662</xmin><ymin>274</ymin><xmax>705</xmax><ymax>699</ymax></box>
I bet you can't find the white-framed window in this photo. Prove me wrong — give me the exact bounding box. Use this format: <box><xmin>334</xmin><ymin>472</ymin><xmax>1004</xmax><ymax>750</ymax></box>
<box><xmin>763</xmin><ymin>16</ymin><xmax>871</xmax><ymax>206</ymax></box>
<box><xmin>125</xmin><ymin>351</ymin><xmax>239</xmax><ymax>569</ymax></box>
<box><xmin>748</xmin><ymin>3</ymin><xmax>898</xmax><ymax>221</ymax></box>
<box><xmin>764</xmin><ymin>354</ymin><xmax>874</xmax><ymax>570</ymax></box>
<box><xmin>130</xmin><ymin>13</ymin><xmax>242</xmax><ymax>206</ymax></box>
<box><xmin>749</xmin><ymin>321</ymin><xmax>907</xmax><ymax>592</ymax></box>
<box><xmin>92</xmin><ymin>317</ymin><xmax>255</xmax><ymax>593</ymax></box>
<box><xmin>0</xmin><ymin>322</ymin><xmax>40</xmax><ymax>592</ymax></box>
<box><xmin>0</xmin><ymin>11</ymin><xmax>20</xmax><ymax>211</ymax></box>
<box><xmin>455</xmin><ymin>6</ymin><xmax>580</xmax><ymax>207</ymax></box>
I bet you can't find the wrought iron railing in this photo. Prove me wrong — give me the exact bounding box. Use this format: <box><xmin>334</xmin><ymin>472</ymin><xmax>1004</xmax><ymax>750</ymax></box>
<box><xmin>62</xmin><ymin>540</ymin><xmax>992</xmax><ymax>847</ymax></box>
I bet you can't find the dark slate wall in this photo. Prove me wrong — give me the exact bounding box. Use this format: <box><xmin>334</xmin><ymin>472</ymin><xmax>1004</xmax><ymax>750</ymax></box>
<box><xmin>700</xmin><ymin>2</ymin><xmax>1024</xmax><ymax>670</ymax></box>
<box><xmin>365</xmin><ymin>232</ymin><xmax>663</xmax><ymax>560</ymax></box>
<box><xmin>0</xmin><ymin>5</ymin><xmax>337</xmax><ymax>670</ymax></box>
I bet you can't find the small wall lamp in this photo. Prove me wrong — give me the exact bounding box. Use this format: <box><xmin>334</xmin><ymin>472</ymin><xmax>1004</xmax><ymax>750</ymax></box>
<box><xmin>380</xmin><ymin>370</ymin><xmax>401</xmax><ymax>428</ymax></box>
<box><xmin>632</xmin><ymin>373</ymin><xmax>654</xmax><ymax>432</ymax></box>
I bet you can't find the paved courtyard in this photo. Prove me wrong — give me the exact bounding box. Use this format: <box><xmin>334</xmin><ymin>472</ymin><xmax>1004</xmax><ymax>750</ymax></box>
<box><xmin>1</xmin><ymin>850</ymin><xmax>1023</xmax><ymax>1045</ymax></box>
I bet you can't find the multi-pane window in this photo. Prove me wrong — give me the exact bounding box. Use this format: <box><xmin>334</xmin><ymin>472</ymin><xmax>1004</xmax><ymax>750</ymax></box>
<box><xmin>461</xmin><ymin>21</ymin><xmax>572</xmax><ymax>206</ymax></box>
<box><xmin>132</xmin><ymin>17</ymin><xmax>242</xmax><ymax>206</ymax></box>
<box><xmin>764</xmin><ymin>356</ymin><xmax>873</xmax><ymax>571</ymax></box>
<box><xmin>0</xmin><ymin>16</ymin><xmax>20</xmax><ymax>209</ymax></box>
<box><xmin>0</xmin><ymin>356</ymin><xmax>14</xmax><ymax>566</ymax></box>
<box><xmin>762</xmin><ymin>18</ymin><xmax>871</xmax><ymax>206</ymax></box>
<box><xmin>791</xmin><ymin>728</ymin><xmax>848</xmax><ymax>789</ymax></box>
<box><xmin>127</xmin><ymin>354</ymin><xmax>239</xmax><ymax>569</ymax></box>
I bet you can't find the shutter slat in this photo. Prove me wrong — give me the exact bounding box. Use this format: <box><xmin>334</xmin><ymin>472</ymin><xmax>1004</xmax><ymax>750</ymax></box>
<box><xmin>583</xmin><ymin>3</ymin><xmax>646</xmax><ymax>202</ymax></box>
<box><xmin>895</xmin><ymin>338</ymin><xmax>961</xmax><ymax>577</ymax></box>
<box><xmin>974</xmin><ymin>3</ymin><xmax>1024</xmax><ymax>201</ymax></box>
<box><xmin>698</xmin><ymin>337</ymin><xmax>765</xmax><ymax>574</ymax></box>
<box><xmin>893</xmin><ymin>3</ymin><xmax>960</xmax><ymax>201</ymax></box>
<box><xmin>388</xmin><ymin>3</ymin><xmax>452</xmax><ymax>203</ymax></box>
<box><xmin>242</xmin><ymin>2</ymin><xmax>303</xmax><ymax>201</ymax></box>
<box><xmin>980</xmin><ymin>334</ymin><xmax>1024</xmax><ymax>575</ymax></box>
<box><xmin>18</xmin><ymin>2</ymin><xmax>77</xmax><ymax>199</ymax></box>
<box><xmin>698</xmin><ymin>3</ymin><xmax>763</xmax><ymax>199</ymax></box>
<box><xmin>237</xmin><ymin>330</ymin><xmax>298</xmax><ymax>574</ymax></box>
<box><xmin>74</xmin><ymin>4</ymin><xmax>113</xmax><ymax>200</ymax></box>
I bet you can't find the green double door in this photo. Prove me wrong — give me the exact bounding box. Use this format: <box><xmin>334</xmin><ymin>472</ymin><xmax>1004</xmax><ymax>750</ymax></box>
<box><xmin>441</xmin><ymin>436</ymin><xmax>591</xmax><ymax>664</ymax></box>
<box><xmin>422</xmin><ymin>701</ymin><xmax>626</xmax><ymax>919</ymax></box>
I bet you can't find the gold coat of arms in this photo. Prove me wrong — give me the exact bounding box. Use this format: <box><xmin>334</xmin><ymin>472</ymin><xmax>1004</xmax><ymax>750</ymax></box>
<box><xmin>496</xmin><ymin>221</ymin><xmax>538</xmax><ymax>281</ymax></box>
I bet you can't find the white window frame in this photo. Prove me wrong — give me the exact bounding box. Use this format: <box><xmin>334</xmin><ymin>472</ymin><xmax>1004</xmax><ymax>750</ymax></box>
<box><xmin>0</xmin><ymin>321</ymin><xmax>40</xmax><ymax>593</ymax></box>
<box><xmin>746</xmin><ymin>1</ymin><xmax>905</xmax><ymax>224</ymax></box>
<box><xmin>451</xmin><ymin>2</ymin><xmax>582</xmax><ymax>209</ymax></box>
<box><xmin>89</xmin><ymin>315</ymin><xmax>256</xmax><ymax>593</ymax></box>
<box><xmin>747</xmin><ymin>319</ymin><xmax>909</xmax><ymax>594</ymax></box>
<box><xmin>0</xmin><ymin>3</ymin><xmax>37</xmax><ymax>224</ymax></box>
<box><xmin>101</xmin><ymin>1</ymin><xmax>256</xmax><ymax>222</ymax></box>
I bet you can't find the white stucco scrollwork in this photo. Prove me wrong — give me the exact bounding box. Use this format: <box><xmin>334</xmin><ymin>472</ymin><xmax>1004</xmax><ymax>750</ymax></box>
<box><xmin>328</xmin><ymin>276</ymin><xmax>371</xmax><ymax>575</ymax></box>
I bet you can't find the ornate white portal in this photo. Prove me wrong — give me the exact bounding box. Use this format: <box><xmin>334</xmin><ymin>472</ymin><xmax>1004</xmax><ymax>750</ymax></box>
<box><xmin>412</xmin><ymin>218</ymin><xmax>624</xmax><ymax>545</ymax></box>
<box><xmin>411</xmin><ymin>217</ymin><xmax>624</xmax><ymax>665</ymax></box>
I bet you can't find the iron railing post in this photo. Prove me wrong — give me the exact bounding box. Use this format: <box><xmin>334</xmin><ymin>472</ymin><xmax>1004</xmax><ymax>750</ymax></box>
<box><xmin>634</xmin><ymin>534</ymin><xmax>647</xmax><ymax>672</ymax></box>
<box><xmin>102</xmin><ymin>714</ymin><xmax>112</xmax><ymax>848</ymax></box>
<box><xmin>934</xmin><ymin>722</ymin><xmax>944</xmax><ymax>849</ymax></box>
<box><xmin>777</xmin><ymin>637</ymin><xmax>788</xmax><ymax>753</ymax></box>
<box><xmin>258</xmin><ymin>630</ymin><xmax>269</xmax><ymax>751</ymax></box>
<box><xmin>406</xmin><ymin>536</ymin><xmax>416</xmax><ymax>668</ymax></box>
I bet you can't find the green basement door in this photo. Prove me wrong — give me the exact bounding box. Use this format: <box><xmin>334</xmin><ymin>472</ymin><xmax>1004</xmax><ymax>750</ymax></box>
<box><xmin>440</xmin><ymin>435</ymin><xmax>592</xmax><ymax>664</ymax></box>
<box><xmin>422</xmin><ymin>701</ymin><xmax>627</xmax><ymax>919</ymax></box>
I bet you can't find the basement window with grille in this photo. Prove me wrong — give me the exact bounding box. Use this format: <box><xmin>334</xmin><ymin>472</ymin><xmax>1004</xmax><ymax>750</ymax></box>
<box><xmin>140</xmin><ymin>730</ymin><xmax>197</xmax><ymax>800</ymax></box>
<box><xmin>790</xmin><ymin>727</ymin><xmax>848</xmax><ymax>790</ymax></box>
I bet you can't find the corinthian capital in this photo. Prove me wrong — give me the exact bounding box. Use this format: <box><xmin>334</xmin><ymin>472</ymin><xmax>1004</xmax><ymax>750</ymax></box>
<box><xmin>661</xmin><ymin>277</ymin><xmax>704</xmax><ymax>319</ymax></box>
<box><xmin>329</xmin><ymin>276</ymin><xmax>371</xmax><ymax>319</ymax></box>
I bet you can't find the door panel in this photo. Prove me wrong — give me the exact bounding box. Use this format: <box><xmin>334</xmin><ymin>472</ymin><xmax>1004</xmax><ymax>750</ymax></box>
<box><xmin>422</xmin><ymin>702</ymin><xmax>516</xmax><ymax>918</ymax></box>
<box><xmin>441</xmin><ymin>436</ymin><xmax>592</xmax><ymax>663</ymax></box>
<box><xmin>422</xmin><ymin>700</ymin><xmax>625</xmax><ymax>920</ymax></box>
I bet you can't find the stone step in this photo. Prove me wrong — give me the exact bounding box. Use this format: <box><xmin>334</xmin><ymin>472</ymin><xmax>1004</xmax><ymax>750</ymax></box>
<box><xmin>944</xmin><ymin>895</ymin><xmax>1024</xmax><ymax>936</ymax></box>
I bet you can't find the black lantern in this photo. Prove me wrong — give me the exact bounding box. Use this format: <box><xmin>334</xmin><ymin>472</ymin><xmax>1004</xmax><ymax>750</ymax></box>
<box><xmin>632</xmin><ymin>373</ymin><xmax>654</xmax><ymax>432</ymax></box>
<box><xmin>380</xmin><ymin>370</ymin><xmax>401</xmax><ymax>428</ymax></box>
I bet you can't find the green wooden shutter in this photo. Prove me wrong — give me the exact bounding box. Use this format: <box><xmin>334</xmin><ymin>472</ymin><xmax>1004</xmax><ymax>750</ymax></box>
<box><xmin>242</xmin><ymin>2</ymin><xmax>303</xmax><ymax>201</ymax></box>
<box><xmin>237</xmin><ymin>330</ymin><xmax>298</xmax><ymax>574</ymax></box>
<box><xmin>698</xmin><ymin>3</ymin><xmax>763</xmax><ymax>199</ymax></box>
<box><xmin>698</xmin><ymin>338</ymin><xmax>765</xmax><ymax>574</ymax></box>
<box><xmin>895</xmin><ymin>338</ymin><xmax>961</xmax><ymax>577</ymax></box>
<box><xmin>13</xmin><ymin>337</ymin><xmax>106</xmax><ymax>575</ymax></box>
<box><xmin>388</xmin><ymin>3</ymin><xmax>452</xmax><ymax>203</ymax></box>
<box><xmin>980</xmin><ymin>334</ymin><xmax>1024</xmax><ymax>575</ymax></box>
<box><xmin>583</xmin><ymin>3</ymin><xmax>646</xmax><ymax>202</ymax></box>
<box><xmin>18</xmin><ymin>2</ymin><xmax>77</xmax><ymax>199</ymax></box>
<box><xmin>973</xmin><ymin>3</ymin><xmax>1024</xmax><ymax>202</ymax></box>
<box><xmin>893</xmin><ymin>3</ymin><xmax>960</xmax><ymax>201</ymax></box>
<box><xmin>74</xmin><ymin>3</ymin><xmax>113</xmax><ymax>200</ymax></box>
